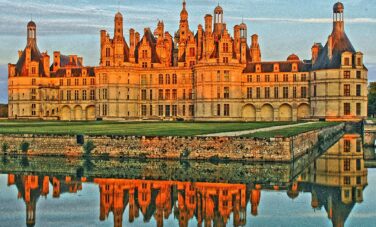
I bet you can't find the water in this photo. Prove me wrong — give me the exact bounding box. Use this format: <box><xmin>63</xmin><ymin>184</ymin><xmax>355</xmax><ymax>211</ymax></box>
<box><xmin>0</xmin><ymin>134</ymin><xmax>375</xmax><ymax>227</ymax></box>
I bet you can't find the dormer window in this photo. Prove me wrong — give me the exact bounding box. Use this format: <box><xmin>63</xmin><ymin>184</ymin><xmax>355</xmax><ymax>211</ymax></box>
<box><xmin>357</xmin><ymin>58</ymin><xmax>361</xmax><ymax>66</ymax></box>
<box><xmin>142</xmin><ymin>50</ymin><xmax>148</xmax><ymax>59</ymax></box>
<box><xmin>344</xmin><ymin>57</ymin><xmax>350</xmax><ymax>66</ymax></box>
<box><xmin>256</xmin><ymin>64</ymin><xmax>261</xmax><ymax>73</ymax></box>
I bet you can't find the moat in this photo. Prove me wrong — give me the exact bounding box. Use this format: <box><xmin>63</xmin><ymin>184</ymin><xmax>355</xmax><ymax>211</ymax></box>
<box><xmin>0</xmin><ymin>133</ymin><xmax>375</xmax><ymax>226</ymax></box>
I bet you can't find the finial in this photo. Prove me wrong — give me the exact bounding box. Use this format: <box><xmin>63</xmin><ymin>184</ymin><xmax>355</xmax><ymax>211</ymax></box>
<box><xmin>242</xmin><ymin>16</ymin><xmax>244</xmax><ymax>23</ymax></box>
<box><xmin>117</xmin><ymin>0</ymin><xmax>120</xmax><ymax>12</ymax></box>
<box><xmin>183</xmin><ymin>0</ymin><xmax>186</xmax><ymax>8</ymax></box>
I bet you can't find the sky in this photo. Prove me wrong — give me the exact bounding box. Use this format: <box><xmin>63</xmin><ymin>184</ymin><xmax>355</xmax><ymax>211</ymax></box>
<box><xmin>0</xmin><ymin>0</ymin><xmax>375</xmax><ymax>103</ymax></box>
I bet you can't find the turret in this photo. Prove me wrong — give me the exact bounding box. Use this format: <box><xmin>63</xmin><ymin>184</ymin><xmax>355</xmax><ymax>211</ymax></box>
<box><xmin>213</xmin><ymin>5</ymin><xmax>224</xmax><ymax>34</ymax></box>
<box><xmin>27</xmin><ymin>21</ymin><xmax>36</xmax><ymax>45</ymax></box>
<box><xmin>333</xmin><ymin>2</ymin><xmax>344</xmax><ymax>33</ymax></box>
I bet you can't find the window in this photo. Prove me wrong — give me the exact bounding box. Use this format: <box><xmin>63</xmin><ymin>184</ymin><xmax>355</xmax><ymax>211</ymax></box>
<box><xmin>224</xmin><ymin>87</ymin><xmax>230</xmax><ymax>99</ymax></box>
<box><xmin>356</xmin><ymin>103</ymin><xmax>361</xmax><ymax>116</ymax></box>
<box><xmin>165</xmin><ymin>89</ymin><xmax>170</xmax><ymax>100</ymax></box>
<box><xmin>256</xmin><ymin>87</ymin><xmax>261</xmax><ymax>99</ymax></box>
<box><xmin>344</xmin><ymin>71</ymin><xmax>351</xmax><ymax>79</ymax></box>
<box><xmin>356</xmin><ymin>71</ymin><xmax>361</xmax><ymax>79</ymax></box>
<box><xmin>142</xmin><ymin>62</ymin><xmax>148</xmax><ymax>68</ymax></box>
<box><xmin>67</xmin><ymin>79</ymin><xmax>71</xmax><ymax>86</ymax></box>
<box><xmin>165</xmin><ymin>105</ymin><xmax>171</xmax><ymax>116</ymax></box>
<box><xmin>103</xmin><ymin>89</ymin><xmax>108</xmax><ymax>99</ymax></box>
<box><xmin>158</xmin><ymin>89</ymin><xmax>163</xmax><ymax>100</ymax></box>
<box><xmin>31</xmin><ymin>67</ymin><xmax>36</xmax><ymax>74</ymax></box>
<box><xmin>189</xmin><ymin>105</ymin><xmax>194</xmax><ymax>116</ymax></box>
<box><xmin>141</xmin><ymin>105</ymin><xmax>147</xmax><ymax>116</ymax></box>
<box><xmin>256</xmin><ymin>75</ymin><xmax>260</xmax><ymax>82</ymax></box>
<box><xmin>274</xmin><ymin>74</ymin><xmax>278</xmax><ymax>82</ymax></box>
<box><xmin>222</xmin><ymin>43</ymin><xmax>229</xmax><ymax>53</ymax></box>
<box><xmin>223</xmin><ymin>57</ymin><xmax>229</xmax><ymax>63</ymax></box>
<box><xmin>159</xmin><ymin>74</ymin><xmax>163</xmax><ymax>84</ymax></box>
<box><xmin>265</xmin><ymin>87</ymin><xmax>270</xmax><ymax>99</ymax></box>
<box><xmin>106</xmin><ymin>61</ymin><xmax>110</xmax><ymax>66</ymax></box>
<box><xmin>141</xmin><ymin>89</ymin><xmax>147</xmax><ymax>100</ymax></box>
<box><xmin>247</xmin><ymin>75</ymin><xmax>252</xmax><ymax>83</ymax></box>
<box><xmin>172</xmin><ymin>89</ymin><xmax>177</xmax><ymax>99</ymax></box>
<box><xmin>247</xmin><ymin>87</ymin><xmax>252</xmax><ymax>99</ymax></box>
<box><xmin>224</xmin><ymin>71</ymin><xmax>230</xmax><ymax>81</ymax></box>
<box><xmin>301</xmin><ymin>74</ymin><xmax>307</xmax><ymax>81</ymax></box>
<box><xmin>283</xmin><ymin>87</ymin><xmax>289</xmax><ymax>98</ymax></box>
<box><xmin>106</xmin><ymin>48</ymin><xmax>110</xmax><ymax>57</ymax></box>
<box><xmin>224</xmin><ymin>104</ymin><xmax>230</xmax><ymax>116</ymax></box>
<box><xmin>172</xmin><ymin>74</ymin><xmax>177</xmax><ymax>84</ymax></box>
<box><xmin>344</xmin><ymin>176</ymin><xmax>350</xmax><ymax>185</ymax></box>
<box><xmin>141</xmin><ymin>74</ymin><xmax>147</xmax><ymax>85</ymax></box>
<box><xmin>183</xmin><ymin>89</ymin><xmax>186</xmax><ymax>100</ymax></box>
<box><xmin>90</xmin><ymin>78</ymin><xmax>95</xmax><ymax>85</ymax></box>
<box><xmin>90</xmin><ymin>90</ymin><xmax>95</xmax><ymax>100</ymax></box>
<box><xmin>32</xmin><ymin>78</ymin><xmax>36</xmax><ymax>85</ymax></box>
<box><xmin>182</xmin><ymin>105</ymin><xmax>186</xmax><ymax>116</ymax></box>
<box><xmin>283</xmin><ymin>74</ymin><xmax>288</xmax><ymax>82</ymax></box>
<box><xmin>356</xmin><ymin>159</ymin><xmax>361</xmax><ymax>171</ymax></box>
<box><xmin>293</xmin><ymin>87</ymin><xmax>297</xmax><ymax>98</ymax></box>
<box><xmin>293</xmin><ymin>74</ymin><xmax>297</xmax><ymax>82</ymax></box>
<box><xmin>344</xmin><ymin>103</ymin><xmax>351</xmax><ymax>115</ymax></box>
<box><xmin>217</xmin><ymin>71</ymin><xmax>221</xmax><ymax>82</ymax></box>
<box><xmin>82</xmin><ymin>90</ymin><xmax>87</xmax><ymax>100</ymax></box>
<box><xmin>75</xmin><ymin>78</ymin><xmax>79</xmax><ymax>86</ymax></box>
<box><xmin>344</xmin><ymin>140</ymin><xmax>351</xmax><ymax>152</ymax></box>
<box><xmin>150</xmin><ymin>105</ymin><xmax>153</xmax><ymax>116</ymax></box>
<box><xmin>357</xmin><ymin>176</ymin><xmax>362</xmax><ymax>185</ymax></box>
<box><xmin>265</xmin><ymin>75</ymin><xmax>270</xmax><ymax>82</ymax></box>
<box><xmin>344</xmin><ymin>159</ymin><xmax>351</xmax><ymax>171</ymax></box>
<box><xmin>189</xmin><ymin>89</ymin><xmax>193</xmax><ymax>99</ymax></box>
<box><xmin>301</xmin><ymin>87</ymin><xmax>307</xmax><ymax>98</ymax></box>
<box><xmin>274</xmin><ymin>87</ymin><xmax>279</xmax><ymax>98</ymax></box>
<box><xmin>217</xmin><ymin>104</ymin><xmax>221</xmax><ymax>116</ymax></box>
<box><xmin>142</xmin><ymin>50</ymin><xmax>148</xmax><ymax>58</ymax></box>
<box><xmin>83</xmin><ymin>78</ymin><xmax>87</xmax><ymax>86</ymax></box>
<box><xmin>356</xmin><ymin>84</ymin><xmax>361</xmax><ymax>96</ymax></box>
<box><xmin>344</xmin><ymin>84</ymin><xmax>351</xmax><ymax>96</ymax></box>
<box><xmin>357</xmin><ymin>58</ymin><xmax>361</xmax><ymax>66</ymax></box>
<box><xmin>67</xmin><ymin>90</ymin><xmax>71</xmax><ymax>100</ymax></box>
<box><xmin>60</xmin><ymin>79</ymin><xmax>64</xmax><ymax>86</ymax></box>
<box><xmin>166</xmin><ymin>74</ymin><xmax>171</xmax><ymax>84</ymax></box>
<box><xmin>158</xmin><ymin>105</ymin><xmax>163</xmax><ymax>116</ymax></box>
<box><xmin>189</xmin><ymin>47</ymin><xmax>195</xmax><ymax>57</ymax></box>
<box><xmin>344</xmin><ymin>57</ymin><xmax>350</xmax><ymax>66</ymax></box>
<box><xmin>172</xmin><ymin>105</ymin><xmax>177</xmax><ymax>116</ymax></box>
<box><xmin>150</xmin><ymin>89</ymin><xmax>153</xmax><ymax>100</ymax></box>
<box><xmin>356</xmin><ymin>140</ymin><xmax>362</xmax><ymax>153</ymax></box>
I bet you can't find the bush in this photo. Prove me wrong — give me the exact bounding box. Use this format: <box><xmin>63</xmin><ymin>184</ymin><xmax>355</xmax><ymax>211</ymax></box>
<box><xmin>83</xmin><ymin>140</ymin><xmax>96</xmax><ymax>156</ymax></box>
<box><xmin>2</xmin><ymin>143</ymin><xmax>9</xmax><ymax>154</ymax></box>
<box><xmin>20</xmin><ymin>141</ymin><xmax>30</xmax><ymax>153</ymax></box>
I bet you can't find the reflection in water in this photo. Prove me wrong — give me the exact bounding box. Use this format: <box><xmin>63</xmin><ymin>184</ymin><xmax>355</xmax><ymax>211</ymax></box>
<box><xmin>2</xmin><ymin>134</ymin><xmax>370</xmax><ymax>227</ymax></box>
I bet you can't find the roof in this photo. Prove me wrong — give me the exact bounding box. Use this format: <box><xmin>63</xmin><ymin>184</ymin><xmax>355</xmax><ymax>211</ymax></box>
<box><xmin>15</xmin><ymin>38</ymin><xmax>46</xmax><ymax>77</ymax></box>
<box><xmin>50</xmin><ymin>67</ymin><xmax>95</xmax><ymax>78</ymax></box>
<box><xmin>333</xmin><ymin>2</ymin><xmax>344</xmax><ymax>13</ymax></box>
<box><xmin>27</xmin><ymin>20</ymin><xmax>36</xmax><ymax>28</ymax></box>
<box><xmin>243</xmin><ymin>61</ymin><xmax>311</xmax><ymax>73</ymax></box>
<box><xmin>312</xmin><ymin>25</ymin><xmax>355</xmax><ymax>70</ymax></box>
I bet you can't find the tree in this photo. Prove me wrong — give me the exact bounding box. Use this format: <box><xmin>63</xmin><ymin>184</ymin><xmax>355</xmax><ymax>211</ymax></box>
<box><xmin>368</xmin><ymin>82</ymin><xmax>376</xmax><ymax>118</ymax></box>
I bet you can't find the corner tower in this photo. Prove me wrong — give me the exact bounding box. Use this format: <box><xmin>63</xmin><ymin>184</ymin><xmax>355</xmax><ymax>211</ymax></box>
<box><xmin>310</xmin><ymin>2</ymin><xmax>368</xmax><ymax>121</ymax></box>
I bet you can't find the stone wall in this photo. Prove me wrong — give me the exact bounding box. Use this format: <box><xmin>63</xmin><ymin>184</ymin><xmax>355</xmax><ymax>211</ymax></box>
<box><xmin>0</xmin><ymin>124</ymin><xmax>345</xmax><ymax>162</ymax></box>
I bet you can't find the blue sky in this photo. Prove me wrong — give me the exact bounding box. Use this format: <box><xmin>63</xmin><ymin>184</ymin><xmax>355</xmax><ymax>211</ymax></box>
<box><xmin>0</xmin><ymin>0</ymin><xmax>375</xmax><ymax>103</ymax></box>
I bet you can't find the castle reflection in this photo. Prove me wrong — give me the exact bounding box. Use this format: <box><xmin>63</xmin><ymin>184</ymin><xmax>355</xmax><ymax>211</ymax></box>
<box><xmin>5</xmin><ymin>134</ymin><xmax>368</xmax><ymax>227</ymax></box>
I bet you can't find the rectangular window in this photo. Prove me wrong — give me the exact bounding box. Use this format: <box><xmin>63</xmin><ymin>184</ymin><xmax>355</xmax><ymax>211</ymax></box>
<box><xmin>172</xmin><ymin>74</ymin><xmax>177</xmax><ymax>84</ymax></box>
<box><xmin>257</xmin><ymin>75</ymin><xmax>260</xmax><ymax>82</ymax></box>
<box><xmin>141</xmin><ymin>74</ymin><xmax>147</xmax><ymax>85</ymax></box>
<box><xmin>344</xmin><ymin>84</ymin><xmax>351</xmax><ymax>96</ymax></box>
<box><xmin>247</xmin><ymin>87</ymin><xmax>252</xmax><ymax>99</ymax></box>
<box><xmin>274</xmin><ymin>87</ymin><xmax>279</xmax><ymax>98</ymax></box>
<box><xmin>293</xmin><ymin>87</ymin><xmax>297</xmax><ymax>98</ymax></box>
<box><xmin>166</xmin><ymin>74</ymin><xmax>171</xmax><ymax>84</ymax></box>
<box><xmin>224</xmin><ymin>71</ymin><xmax>230</xmax><ymax>82</ymax></box>
<box><xmin>159</xmin><ymin>74</ymin><xmax>163</xmax><ymax>84</ymax></box>
<box><xmin>172</xmin><ymin>89</ymin><xmax>177</xmax><ymax>100</ymax></box>
<box><xmin>344</xmin><ymin>140</ymin><xmax>351</xmax><ymax>152</ymax></box>
<box><xmin>344</xmin><ymin>71</ymin><xmax>351</xmax><ymax>79</ymax></box>
<box><xmin>274</xmin><ymin>74</ymin><xmax>278</xmax><ymax>82</ymax></box>
<box><xmin>217</xmin><ymin>87</ymin><xmax>221</xmax><ymax>99</ymax></box>
<box><xmin>90</xmin><ymin>90</ymin><xmax>95</xmax><ymax>100</ymax></box>
<box><xmin>344</xmin><ymin>57</ymin><xmax>350</xmax><ymax>66</ymax></box>
<box><xmin>313</xmin><ymin>85</ymin><xmax>317</xmax><ymax>97</ymax></box>
<box><xmin>344</xmin><ymin>176</ymin><xmax>351</xmax><ymax>185</ymax></box>
<box><xmin>189</xmin><ymin>47</ymin><xmax>195</xmax><ymax>57</ymax></box>
<box><xmin>32</xmin><ymin>78</ymin><xmax>36</xmax><ymax>85</ymax></box>
<box><xmin>165</xmin><ymin>105</ymin><xmax>170</xmax><ymax>117</ymax></box>
<box><xmin>283</xmin><ymin>87</ymin><xmax>289</xmax><ymax>98</ymax></box>
<box><xmin>283</xmin><ymin>74</ymin><xmax>288</xmax><ymax>82</ymax></box>
<box><xmin>293</xmin><ymin>74</ymin><xmax>297</xmax><ymax>82</ymax></box>
<box><xmin>182</xmin><ymin>105</ymin><xmax>186</xmax><ymax>116</ymax></box>
<box><xmin>356</xmin><ymin>84</ymin><xmax>361</xmax><ymax>96</ymax></box>
<box><xmin>172</xmin><ymin>105</ymin><xmax>177</xmax><ymax>116</ymax></box>
<box><xmin>165</xmin><ymin>89</ymin><xmax>170</xmax><ymax>100</ymax></box>
<box><xmin>256</xmin><ymin>87</ymin><xmax>261</xmax><ymax>99</ymax></box>
<box><xmin>357</xmin><ymin>176</ymin><xmax>361</xmax><ymax>185</ymax></box>
<box><xmin>83</xmin><ymin>78</ymin><xmax>87</xmax><ymax>86</ymax></box>
<box><xmin>356</xmin><ymin>71</ymin><xmax>361</xmax><ymax>79</ymax></box>
<box><xmin>150</xmin><ymin>105</ymin><xmax>153</xmax><ymax>116</ymax></box>
<box><xmin>189</xmin><ymin>89</ymin><xmax>193</xmax><ymax>100</ymax></box>
<box><xmin>247</xmin><ymin>75</ymin><xmax>252</xmax><ymax>83</ymax></box>
<box><xmin>67</xmin><ymin>79</ymin><xmax>71</xmax><ymax>86</ymax></box>
<box><xmin>90</xmin><ymin>78</ymin><xmax>95</xmax><ymax>85</ymax></box>
<box><xmin>141</xmin><ymin>105</ymin><xmax>147</xmax><ymax>116</ymax></box>
<box><xmin>224</xmin><ymin>87</ymin><xmax>230</xmax><ymax>99</ymax></box>
<box><xmin>224</xmin><ymin>104</ymin><xmax>230</xmax><ymax>116</ymax></box>
<box><xmin>75</xmin><ymin>78</ymin><xmax>79</xmax><ymax>86</ymax></box>
<box><xmin>344</xmin><ymin>159</ymin><xmax>351</xmax><ymax>171</ymax></box>
<box><xmin>67</xmin><ymin>90</ymin><xmax>71</xmax><ymax>100</ymax></box>
<box><xmin>356</xmin><ymin>140</ymin><xmax>362</xmax><ymax>153</ymax></box>
<box><xmin>301</xmin><ymin>87</ymin><xmax>307</xmax><ymax>98</ymax></box>
<box><xmin>301</xmin><ymin>74</ymin><xmax>307</xmax><ymax>81</ymax></box>
<box><xmin>217</xmin><ymin>104</ymin><xmax>221</xmax><ymax>116</ymax></box>
<box><xmin>356</xmin><ymin>103</ymin><xmax>361</xmax><ymax>116</ymax></box>
<box><xmin>265</xmin><ymin>75</ymin><xmax>270</xmax><ymax>82</ymax></box>
<box><xmin>141</xmin><ymin>89</ymin><xmax>147</xmax><ymax>100</ymax></box>
<box><xmin>82</xmin><ymin>90</ymin><xmax>87</xmax><ymax>100</ymax></box>
<box><xmin>217</xmin><ymin>71</ymin><xmax>221</xmax><ymax>82</ymax></box>
<box><xmin>158</xmin><ymin>105</ymin><xmax>163</xmax><ymax>116</ymax></box>
<box><xmin>150</xmin><ymin>89</ymin><xmax>153</xmax><ymax>100</ymax></box>
<box><xmin>344</xmin><ymin>103</ymin><xmax>351</xmax><ymax>116</ymax></box>
<box><xmin>356</xmin><ymin>159</ymin><xmax>361</xmax><ymax>171</ymax></box>
<box><xmin>189</xmin><ymin>105</ymin><xmax>194</xmax><ymax>116</ymax></box>
<box><xmin>183</xmin><ymin>89</ymin><xmax>186</xmax><ymax>100</ymax></box>
<box><xmin>158</xmin><ymin>89</ymin><xmax>163</xmax><ymax>100</ymax></box>
<box><xmin>60</xmin><ymin>79</ymin><xmax>64</xmax><ymax>86</ymax></box>
<box><xmin>142</xmin><ymin>50</ymin><xmax>148</xmax><ymax>58</ymax></box>
<box><xmin>265</xmin><ymin>87</ymin><xmax>270</xmax><ymax>99</ymax></box>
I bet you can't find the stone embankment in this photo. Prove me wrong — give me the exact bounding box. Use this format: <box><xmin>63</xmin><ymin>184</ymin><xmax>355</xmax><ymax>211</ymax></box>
<box><xmin>0</xmin><ymin>123</ymin><xmax>345</xmax><ymax>162</ymax></box>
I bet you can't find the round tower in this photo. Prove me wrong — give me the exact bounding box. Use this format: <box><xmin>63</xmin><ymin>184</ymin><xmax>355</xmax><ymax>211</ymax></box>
<box><xmin>27</xmin><ymin>21</ymin><xmax>36</xmax><ymax>44</ymax></box>
<box><xmin>333</xmin><ymin>2</ymin><xmax>344</xmax><ymax>32</ymax></box>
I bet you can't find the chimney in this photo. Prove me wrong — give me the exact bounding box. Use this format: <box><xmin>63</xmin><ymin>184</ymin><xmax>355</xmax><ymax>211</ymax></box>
<box><xmin>311</xmin><ymin>43</ymin><xmax>321</xmax><ymax>64</ymax></box>
<box><xmin>327</xmin><ymin>35</ymin><xmax>333</xmax><ymax>60</ymax></box>
<box><xmin>78</xmin><ymin>57</ymin><xmax>83</xmax><ymax>66</ymax></box>
<box><xmin>135</xmin><ymin>32</ymin><xmax>140</xmax><ymax>44</ymax></box>
<box><xmin>42</xmin><ymin>53</ymin><xmax>50</xmax><ymax>77</ymax></box>
<box><xmin>53</xmin><ymin>51</ymin><xmax>61</xmax><ymax>72</ymax></box>
<box><xmin>250</xmin><ymin>34</ymin><xmax>261</xmax><ymax>62</ymax></box>
<box><xmin>204</xmin><ymin>14</ymin><xmax>213</xmax><ymax>34</ymax></box>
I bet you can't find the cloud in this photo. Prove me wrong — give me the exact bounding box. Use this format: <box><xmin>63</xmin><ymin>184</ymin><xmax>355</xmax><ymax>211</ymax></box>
<box><xmin>231</xmin><ymin>17</ymin><xmax>376</xmax><ymax>24</ymax></box>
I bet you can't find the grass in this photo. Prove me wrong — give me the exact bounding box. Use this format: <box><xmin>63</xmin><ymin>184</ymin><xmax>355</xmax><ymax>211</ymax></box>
<box><xmin>0</xmin><ymin>120</ymin><xmax>296</xmax><ymax>137</ymax></box>
<box><xmin>243</xmin><ymin>122</ymin><xmax>340</xmax><ymax>138</ymax></box>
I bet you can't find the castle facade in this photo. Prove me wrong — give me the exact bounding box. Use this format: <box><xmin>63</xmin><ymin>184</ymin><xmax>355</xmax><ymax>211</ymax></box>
<box><xmin>8</xmin><ymin>2</ymin><xmax>368</xmax><ymax>121</ymax></box>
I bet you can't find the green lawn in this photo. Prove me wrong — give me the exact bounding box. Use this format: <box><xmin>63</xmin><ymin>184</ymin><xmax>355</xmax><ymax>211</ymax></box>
<box><xmin>0</xmin><ymin>120</ymin><xmax>295</xmax><ymax>136</ymax></box>
<box><xmin>243</xmin><ymin>122</ymin><xmax>339</xmax><ymax>138</ymax></box>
